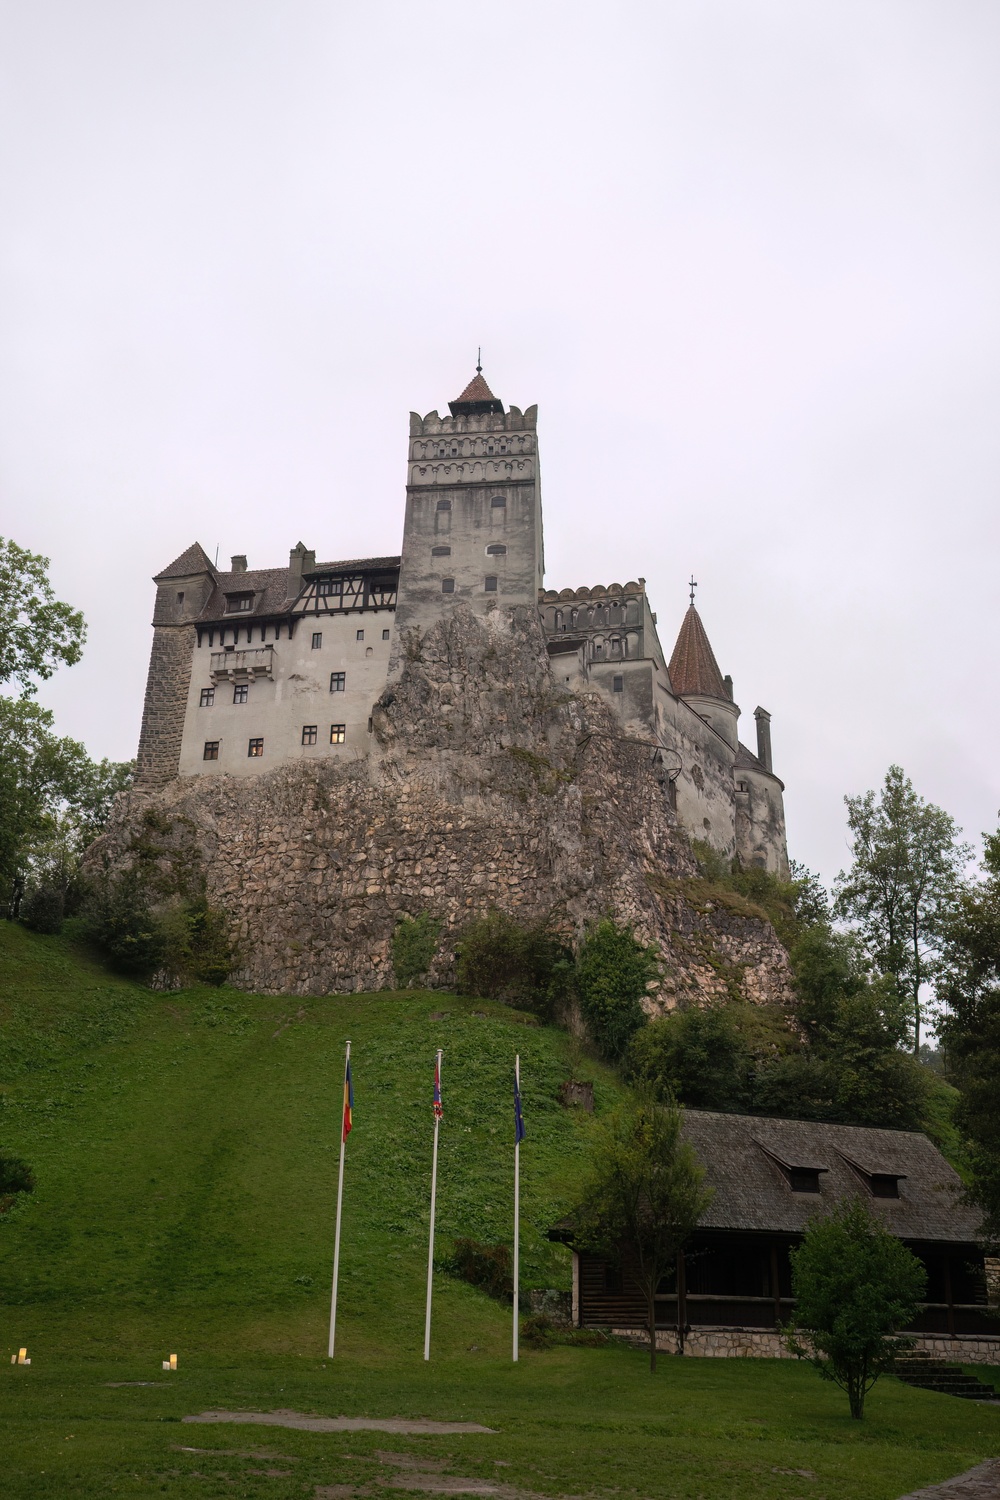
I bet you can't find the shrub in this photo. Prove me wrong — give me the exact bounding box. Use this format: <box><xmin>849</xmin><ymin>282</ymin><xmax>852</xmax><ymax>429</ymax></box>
<box><xmin>446</xmin><ymin>1237</ymin><xmax>513</xmax><ymax>1301</ymax></box>
<box><xmin>19</xmin><ymin>879</ymin><xmax>65</xmax><ymax>935</ymax></box>
<box><xmin>391</xmin><ymin>912</ymin><xmax>441</xmax><ymax>988</ymax></box>
<box><xmin>575</xmin><ymin>919</ymin><xmax>659</xmax><ymax>1060</ymax></box>
<box><xmin>0</xmin><ymin>1154</ymin><xmax>35</xmax><ymax>1196</ymax></box>
<box><xmin>82</xmin><ymin>868</ymin><xmax>166</xmax><ymax>976</ymax></box>
<box><xmin>455</xmin><ymin>910</ymin><xmax>572</xmax><ymax>1016</ymax></box>
<box><xmin>628</xmin><ymin>1007</ymin><xmax>753</xmax><ymax>1111</ymax></box>
<box><xmin>520</xmin><ymin>1313</ymin><xmax>555</xmax><ymax>1348</ymax></box>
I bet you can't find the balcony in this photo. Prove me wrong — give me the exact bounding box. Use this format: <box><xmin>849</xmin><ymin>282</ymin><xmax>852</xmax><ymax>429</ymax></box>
<box><xmin>210</xmin><ymin>647</ymin><xmax>275</xmax><ymax>684</ymax></box>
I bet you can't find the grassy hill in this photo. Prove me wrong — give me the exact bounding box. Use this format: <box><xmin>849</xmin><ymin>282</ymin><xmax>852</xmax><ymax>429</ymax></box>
<box><xmin>2</xmin><ymin>921</ymin><xmax>1000</xmax><ymax>1500</ymax></box>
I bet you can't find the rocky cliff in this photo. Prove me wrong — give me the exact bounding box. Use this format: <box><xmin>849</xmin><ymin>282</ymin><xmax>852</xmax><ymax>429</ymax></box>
<box><xmin>92</xmin><ymin>603</ymin><xmax>795</xmax><ymax>1007</ymax></box>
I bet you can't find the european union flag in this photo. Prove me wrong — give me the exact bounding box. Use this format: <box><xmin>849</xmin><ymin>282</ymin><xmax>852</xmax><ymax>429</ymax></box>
<box><xmin>514</xmin><ymin>1064</ymin><xmax>526</xmax><ymax>1144</ymax></box>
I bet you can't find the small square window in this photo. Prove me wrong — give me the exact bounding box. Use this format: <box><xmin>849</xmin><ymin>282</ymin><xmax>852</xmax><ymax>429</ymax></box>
<box><xmin>311</xmin><ymin>632</ymin><xmax>322</xmax><ymax>649</ymax></box>
<box><xmin>233</xmin><ymin>684</ymin><xmax>249</xmax><ymax>704</ymax></box>
<box><xmin>248</xmin><ymin>737</ymin><xmax>264</xmax><ymax>757</ymax></box>
<box><xmin>442</xmin><ymin>578</ymin><xmax>455</xmax><ymax>593</ymax></box>
<box><xmin>203</xmin><ymin>740</ymin><xmax>219</xmax><ymax>761</ymax></box>
<box><xmin>382</xmin><ymin>628</ymin><xmax>390</xmax><ymax>640</ymax></box>
<box><xmin>199</xmin><ymin>688</ymin><xmax>215</xmax><ymax>707</ymax></box>
<box><xmin>484</xmin><ymin>575</ymin><xmax>498</xmax><ymax>592</ymax></box>
<box><xmin>330</xmin><ymin>724</ymin><xmax>346</xmax><ymax>744</ymax></box>
<box><xmin>302</xmin><ymin>725</ymin><xmax>318</xmax><ymax>746</ymax></box>
<box><xmin>330</xmin><ymin>671</ymin><xmax>346</xmax><ymax>692</ymax></box>
<box><xmin>613</xmin><ymin>675</ymin><xmax>624</xmax><ymax>693</ymax></box>
<box><xmin>356</xmin><ymin>629</ymin><xmax>364</xmax><ymax>641</ymax></box>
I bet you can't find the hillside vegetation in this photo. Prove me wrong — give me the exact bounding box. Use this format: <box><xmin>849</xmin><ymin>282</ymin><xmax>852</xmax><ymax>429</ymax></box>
<box><xmin>3</xmin><ymin>923</ymin><xmax>1000</xmax><ymax>1500</ymax></box>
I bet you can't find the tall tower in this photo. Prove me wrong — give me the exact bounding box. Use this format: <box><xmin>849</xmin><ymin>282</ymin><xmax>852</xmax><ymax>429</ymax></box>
<box><xmin>392</xmin><ymin>368</ymin><xmax>543</xmax><ymax>645</ymax></box>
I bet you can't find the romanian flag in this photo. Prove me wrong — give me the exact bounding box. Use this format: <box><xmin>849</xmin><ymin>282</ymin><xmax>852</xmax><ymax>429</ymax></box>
<box><xmin>342</xmin><ymin>1055</ymin><xmax>354</xmax><ymax>1142</ymax></box>
<box><xmin>433</xmin><ymin>1055</ymin><xmax>443</xmax><ymax>1120</ymax></box>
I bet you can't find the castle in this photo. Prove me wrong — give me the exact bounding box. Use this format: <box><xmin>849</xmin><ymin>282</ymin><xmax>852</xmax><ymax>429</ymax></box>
<box><xmin>135</xmin><ymin>369</ymin><xmax>788</xmax><ymax>877</ymax></box>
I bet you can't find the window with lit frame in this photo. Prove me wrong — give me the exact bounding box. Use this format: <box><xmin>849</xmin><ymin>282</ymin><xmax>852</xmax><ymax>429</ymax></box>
<box><xmin>248</xmin><ymin>738</ymin><xmax>264</xmax><ymax>758</ymax></box>
<box><xmin>301</xmin><ymin>725</ymin><xmax>318</xmax><ymax>746</ymax></box>
<box><xmin>330</xmin><ymin>724</ymin><xmax>346</xmax><ymax>744</ymax></box>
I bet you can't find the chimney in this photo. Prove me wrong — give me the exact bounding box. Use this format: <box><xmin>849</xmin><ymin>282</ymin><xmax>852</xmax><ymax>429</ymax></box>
<box><xmin>754</xmin><ymin>707</ymin><xmax>772</xmax><ymax>773</ymax></box>
<box><xmin>288</xmin><ymin>541</ymin><xmax>316</xmax><ymax>592</ymax></box>
<box><xmin>230</xmin><ymin>554</ymin><xmax>247</xmax><ymax>573</ymax></box>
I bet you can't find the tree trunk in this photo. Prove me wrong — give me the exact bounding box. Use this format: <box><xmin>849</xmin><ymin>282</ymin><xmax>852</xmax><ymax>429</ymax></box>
<box><xmin>647</xmin><ymin>1282</ymin><xmax>657</xmax><ymax>1373</ymax></box>
<box><xmin>912</xmin><ymin>909</ymin><xmax>922</xmax><ymax>1057</ymax></box>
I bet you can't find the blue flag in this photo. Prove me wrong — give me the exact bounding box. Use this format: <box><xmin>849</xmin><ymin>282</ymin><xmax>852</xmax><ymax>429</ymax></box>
<box><xmin>514</xmin><ymin>1065</ymin><xmax>525</xmax><ymax>1144</ymax></box>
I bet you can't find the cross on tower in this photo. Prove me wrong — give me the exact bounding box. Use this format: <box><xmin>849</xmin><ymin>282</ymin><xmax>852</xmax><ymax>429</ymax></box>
<box><xmin>688</xmin><ymin>575</ymin><xmax>698</xmax><ymax>607</ymax></box>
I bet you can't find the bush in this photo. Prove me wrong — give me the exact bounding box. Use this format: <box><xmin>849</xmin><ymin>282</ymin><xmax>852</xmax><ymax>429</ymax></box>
<box><xmin>455</xmin><ymin>910</ymin><xmax>572</xmax><ymax>1016</ymax></box>
<box><xmin>576</xmin><ymin>919</ymin><xmax>659</xmax><ymax>1060</ymax></box>
<box><xmin>446</xmin><ymin>1237</ymin><xmax>513</xmax><ymax>1301</ymax></box>
<box><xmin>628</xmin><ymin>1007</ymin><xmax>753</xmax><ymax>1111</ymax></box>
<box><xmin>391</xmin><ymin>912</ymin><xmax>440</xmax><ymax>988</ymax></box>
<box><xmin>520</xmin><ymin>1313</ymin><xmax>555</xmax><ymax>1348</ymax></box>
<box><xmin>82</xmin><ymin>871</ymin><xmax>234</xmax><ymax>985</ymax></box>
<box><xmin>19</xmin><ymin>880</ymin><xmax>65</xmax><ymax>935</ymax></box>
<box><xmin>0</xmin><ymin>1154</ymin><xmax>35</xmax><ymax>1196</ymax></box>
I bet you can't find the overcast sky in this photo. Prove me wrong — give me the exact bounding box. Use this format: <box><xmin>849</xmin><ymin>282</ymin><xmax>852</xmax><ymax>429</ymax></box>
<box><xmin>2</xmin><ymin>1</ymin><xmax>998</xmax><ymax>889</ymax></box>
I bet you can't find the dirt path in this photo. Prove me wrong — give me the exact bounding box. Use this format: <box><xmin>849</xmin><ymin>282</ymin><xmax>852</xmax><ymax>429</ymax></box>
<box><xmin>183</xmin><ymin>1410</ymin><xmax>496</xmax><ymax>1435</ymax></box>
<box><xmin>898</xmin><ymin>1458</ymin><xmax>1000</xmax><ymax>1499</ymax></box>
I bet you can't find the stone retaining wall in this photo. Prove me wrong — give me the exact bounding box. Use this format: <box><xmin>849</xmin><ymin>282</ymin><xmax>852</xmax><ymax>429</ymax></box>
<box><xmin>611</xmin><ymin>1325</ymin><xmax>1000</xmax><ymax>1362</ymax></box>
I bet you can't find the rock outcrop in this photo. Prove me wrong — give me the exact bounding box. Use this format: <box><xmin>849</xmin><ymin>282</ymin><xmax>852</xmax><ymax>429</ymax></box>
<box><xmin>91</xmin><ymin>603</ymin><xmax>795</xmax><ymax>1006</ymax></box>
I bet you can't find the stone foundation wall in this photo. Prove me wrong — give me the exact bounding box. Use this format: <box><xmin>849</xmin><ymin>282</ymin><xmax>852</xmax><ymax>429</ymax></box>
<box><xmin>611</xmin><ymin>1325</ymin><xmax>1000</xmax><ymax>1362</ymax></box>
<box><xmin>93</xmin><ymin>604</ymin><xmax>795</xmax><ymax>1003</ymax></box>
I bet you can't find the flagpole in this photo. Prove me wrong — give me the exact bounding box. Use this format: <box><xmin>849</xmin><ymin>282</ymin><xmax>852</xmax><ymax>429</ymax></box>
<box><xmin>328</xmin><ymin>1039</ymin><xmax>351</xmax><ymax>1358</ymax></box>
<box><xmin>513</xmin><ymin>1052</ymin><xmax>520</xmax><ymax>1364</ymax></box>
<box><xmin>424</xmin><ymin>1048</ymin><xmax>443</xmax><ymax>1361</ymax></box>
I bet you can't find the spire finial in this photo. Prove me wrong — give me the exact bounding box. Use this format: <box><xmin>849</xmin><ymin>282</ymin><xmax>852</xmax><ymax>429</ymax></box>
<box><xmin>688</xmin><ymin>574</ymin><xmax>698</xmax><ymax>608</ymax></box>
<box><xmin>476</xmin><ymin>346</ymin><xmax>482</xmax><ymax>375</ymax></box>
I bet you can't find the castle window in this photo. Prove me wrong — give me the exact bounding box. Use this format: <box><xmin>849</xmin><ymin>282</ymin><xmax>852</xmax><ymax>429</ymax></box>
<box><xmin>436</xmin><ymin>499</ymin><xmax>452</xmax><ymax>512</ymax></box>
<box><xmin>301</xmin><ymin>725</ymin><xmax>318</xmax><ymax>746</ymax></box>
<box><xmin>177</xmin><ymin>591</ymin><xmax>184</xmax><ymax>604</ymax></box>
<box><xmin>484</xmin><ymin>576</ymin><xmax>498</xmax><ymax>592</ymax></box>
<box><xmin>365</xmin><ymin>646</ymin><xmax>373</xmax><ymax>657</ymax></box>
<box><xmin>248</xmin><ymin>737</ymin><xmax>264</xmax><ymax>757</ymax></box>
<box><xmin>442</xmin><ymin>578</ymin><xmax>455</xmax><ymax>593</ymax></box>
<box><xmin>451</xmin><ymin>444</ymin><xmax>458</xmax><ymax>456</ymax></box>
<box><xmin>203</xmin><ymin>741</ymin><xmax>219</xmax><ymax>761</ymax></box>
<box><xmin>432</xmin><ymin>546</ymin><xmax>451</xmax><ymax>557</ymax></box>
<box><xmin>490</xmin><ymin>496</ymin><xmax>506</xmax><ymax>507</ymax></box>
<box><xmin>356</xmin><ymin>629</ymin><xmax>364</xmax><ymax>641</ymax></box>
<box><xmin>486</xmin><ymin>543</ymin><xmax>507</xmax><ymax>555</ymax></box>
<box><xmin>226</xmin><ymin>593</ymin><xmax>254</xmax><ymax>613</ymax></box>
<box><xmin>317</xmin><ymin>579</ymin><xmax>342</xmax><ymax>597</ymax></box>
<box><xmin>199</xmin><ymin>688</ymin><xmax>215</xmax><ymax>707</ymax></box>
<box><xmin>233</xmin><ymin>684</ymin><xmax>249</xmax><ymax>704</ymax></box>
<box><xmin>382</xmin><ymin>628</ymin><xmax>390</xmax><ymax>640</ymax></box>
<box><xmin>613</xmin><ymin>675</ymin><xmax>624</xmax><ymax>693</ymax></box>
<box><xmin>311</xmin><ymin>632</ymin><xmax>322</xmax><ymax>649</ymax></box>
<box><xmin>789</xmin><ymin>1168</ymin><xmax>822</xmax><ymax>1194</ymax></box>
<box><xmin>330</xmin><ymin>672</ymin><xmax>346</xmax><ymax>692</ymax></box>
<box><xmin>330</xmin><ymin>724</ymin><xmax>346</xmax><ymax>744</ymax></box>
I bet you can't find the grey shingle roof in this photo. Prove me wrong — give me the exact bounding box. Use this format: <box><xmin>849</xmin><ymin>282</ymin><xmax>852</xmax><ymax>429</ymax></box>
<box><xmin>198</xmin><ymin>567</ymin><xmax>294</xmax><ymax>622</ymax></box>
<box><xmin>683</xmin><ymin>1111</ymin><xmax>981</xmax><ymax>1244</ymax></box>
<box><xmin>307</xmin><ymin>556</ymin><xmax>401</xmax><ymax>575</ymax></box>
<box><xmin>155</xmin><ymin>542</ymin><xmax>214</xmax><ymax>580</ymax></box>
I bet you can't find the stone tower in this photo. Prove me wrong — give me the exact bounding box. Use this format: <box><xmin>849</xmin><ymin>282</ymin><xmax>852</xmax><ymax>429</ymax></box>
<box><xmin>392</xmin><ymin>369</ymin><xmax>543</xmax><ymax>654</ymax></box>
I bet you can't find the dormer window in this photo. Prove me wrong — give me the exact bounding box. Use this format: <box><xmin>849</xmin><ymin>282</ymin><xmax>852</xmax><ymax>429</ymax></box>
<box><xmin>838</xmin><ymin>1153</ymin><xmax>905</xmax><ymax>1199</ymax></box>
<box><xmin>317</xmin><ymin>579</ymin><xmax>343</xmax><ymax>597</ymax></box>
<box><xmin>756</xmin><ymin>1141</ymin><xmax>828</xmax><ymax>1195</ymax></box>
<box><xmin>226</xmin><ymin>593</ymin><xmax>254</xmax><ymax>613</ymax></box>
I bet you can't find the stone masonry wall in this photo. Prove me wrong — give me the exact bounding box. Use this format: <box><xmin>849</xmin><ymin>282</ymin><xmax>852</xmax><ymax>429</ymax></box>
<box><xmin>613</xmin><ymin>1326</ymin><xmax>1000</xmax><ymax>1361</ymax></box>
<box><xmin>96</xmin><ymin>602</ymin><xmax>795</xmax><ymax>1003</ymax></box>
<box><xmin>135</xmin><ymin>624</ymin><xmax>196</xmax><ymax>790</ymax></box>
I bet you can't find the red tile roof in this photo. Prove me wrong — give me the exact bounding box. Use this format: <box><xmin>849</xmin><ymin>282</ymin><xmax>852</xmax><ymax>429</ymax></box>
<box><xmin>449</xmin><ymin>372</ymin><xmax>504</xmax><ymax>415</ymax></box>
<box><xmin>668</xmin><ymin>605</ymin><xmax>728</xmax><ymax>700</ymax></box>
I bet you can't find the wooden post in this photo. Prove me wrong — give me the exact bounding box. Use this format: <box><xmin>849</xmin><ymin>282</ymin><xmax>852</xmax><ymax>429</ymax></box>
<box><xmin>770</xmin><ymin>1244</ymin><xmax>782</xmax><ymax>1328</ymax></box>
<box><xmin>944</xmin><ymin>1258</ymin><xmax>956</xmax><ymax>1338</ymax></box>
<box><xmin>676</xmin><ymin>1249</ymin><xmax>687</xmax><ymax>1355</ymax></box>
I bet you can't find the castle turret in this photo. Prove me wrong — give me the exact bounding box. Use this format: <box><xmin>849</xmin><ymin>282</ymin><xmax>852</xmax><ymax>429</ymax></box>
<box><xmin>135</xmin><ymin>542</ymin><xmax>217</xmax><ymax>788</ymax></box>
<box><xmin>667</xmin><ymin>601</ymin><xmax>740</xmax><ymax>751</ymax></box>
<box><xmin>391</xmin><ymin>366</ymin><xmax>543</xmax><ymax>652</ymax></box>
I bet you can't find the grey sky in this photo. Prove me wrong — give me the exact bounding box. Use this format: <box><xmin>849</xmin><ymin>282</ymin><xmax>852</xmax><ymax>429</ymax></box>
<box><xmin>2</xmin><ymin>1</ymin><xmax>998</xmax><ymax>888</ymax></box>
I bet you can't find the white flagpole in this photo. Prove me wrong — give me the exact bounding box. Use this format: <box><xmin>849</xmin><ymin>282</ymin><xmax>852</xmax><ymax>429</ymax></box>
<box><xmin>328</xmin><ymin>1039</ymin><xmax>351</xmax><ymax>1358</ymax></box>
<box><xmin>424</xmin><ymin>1048</ymin><xmax>443</xmax><ymax>1361</ymax></box>
<box><xmin>513</xmin><ymin>1052</ymin><xmax>520</xmax><ymax>1364</ymax></box>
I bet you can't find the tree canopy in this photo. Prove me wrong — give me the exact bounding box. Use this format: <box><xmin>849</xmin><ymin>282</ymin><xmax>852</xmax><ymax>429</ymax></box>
<box><xmin>0</xmin><ymin>537</ymin><xmax>86</xmax><ymax>696</ymax></box>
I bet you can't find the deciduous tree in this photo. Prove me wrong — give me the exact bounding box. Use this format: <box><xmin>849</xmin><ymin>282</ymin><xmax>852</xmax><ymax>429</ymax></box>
<box><xmin>0</xmin><ymin>537</ymin><xmax>86</xmax><ymax>696</ymax></box>
<box><xmin>834</xmin><ymin>766</ymin><xmax>969</xmax><ymax>1054</ymax></box>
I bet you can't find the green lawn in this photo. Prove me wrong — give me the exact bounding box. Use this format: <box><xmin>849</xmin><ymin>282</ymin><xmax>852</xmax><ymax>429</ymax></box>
<box><xmin>2</xmin><ymin>921</ymin><xmax>1000</xmax><ymax>1499</ymax></box>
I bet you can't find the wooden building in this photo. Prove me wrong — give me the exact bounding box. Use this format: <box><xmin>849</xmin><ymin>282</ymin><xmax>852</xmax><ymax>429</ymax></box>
<box><xmin>551</xmin><ymin>1111</ymin><xmax>1000</xmax><ymax>1359</ymax></box>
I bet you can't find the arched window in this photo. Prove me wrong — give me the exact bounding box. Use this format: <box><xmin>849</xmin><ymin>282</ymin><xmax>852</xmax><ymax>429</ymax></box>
<box><xmin>486</xmin><ymin>543</ymin><xmax>507</xmax><ymax>555</ymax></box>
<box><xmin>436</xmin><ymin>499</ymin><xmax>452</xmax><ymax>512</ymax></box>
